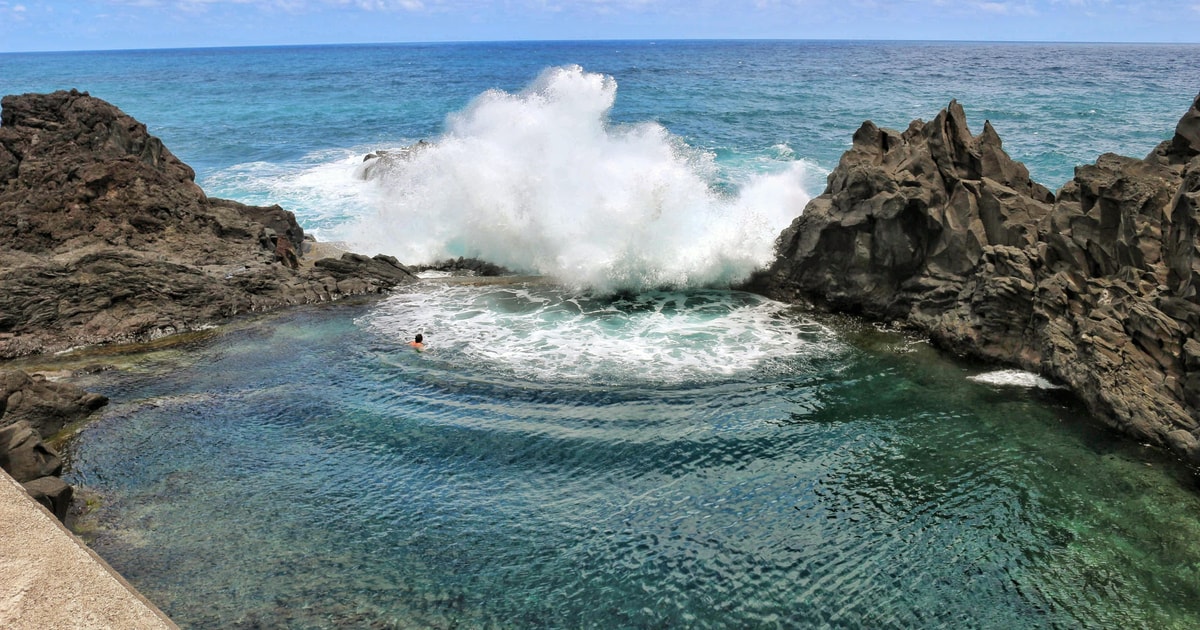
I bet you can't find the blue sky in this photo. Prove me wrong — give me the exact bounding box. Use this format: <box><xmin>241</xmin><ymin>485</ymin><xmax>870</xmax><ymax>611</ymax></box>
<box><xmin>1</xmin><ymin>0</ymin><xmax>1198</xmax><ymax>52</ymax></box>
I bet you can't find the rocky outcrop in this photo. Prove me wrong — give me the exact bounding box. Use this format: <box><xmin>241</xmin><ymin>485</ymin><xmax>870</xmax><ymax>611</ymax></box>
<box><xmin>751</xmin><ymin>93</ymin><xmax>1200</xmax><ymax>467</ymax></box>
<box><xmin>1</xmin><ymin>369</ymin><xmax>107</xmax><ymax>522</ymax></box>
<box><xmin>0</xmin><ymin>90</ymin><xmax>417</xmax><ymax>359</ymax></box>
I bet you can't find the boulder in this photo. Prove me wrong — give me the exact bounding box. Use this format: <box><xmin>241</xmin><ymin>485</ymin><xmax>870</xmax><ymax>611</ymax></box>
<box><xmin>752</xmin><ymin>93</ymin><xmax>1200</xmax><ymax>467</ymax></box>
<box><xmin>0</xmin><ymin>370</ymin><xmax>108</xmax><ymax>524</ymax></box>
<box><xmin>22</xmin><ymin>475</ymin><xmax>74</xmax><ymax>522</ymax></box>
<box><xmin>0</xmin><ymin>421</ymin><xmax>63</xmax><ymax>483</ymax></box>
<box><xmin>1</xmin><ymin>369</ymin><xmax>108</xmax><ymax>437</ymax></box>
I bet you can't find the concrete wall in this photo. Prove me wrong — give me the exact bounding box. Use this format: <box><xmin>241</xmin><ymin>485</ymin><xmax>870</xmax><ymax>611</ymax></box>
<box><xmin>0</xmin><ymin>470</ymin><xmax>177</xmax><ymax>629</ymax></box>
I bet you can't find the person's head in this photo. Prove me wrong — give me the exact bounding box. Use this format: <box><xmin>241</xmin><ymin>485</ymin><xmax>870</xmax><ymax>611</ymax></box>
<box><xmin>415</xmin><ymin>333</ymin><xmax>423</xmax><ymax>343</ymax></box>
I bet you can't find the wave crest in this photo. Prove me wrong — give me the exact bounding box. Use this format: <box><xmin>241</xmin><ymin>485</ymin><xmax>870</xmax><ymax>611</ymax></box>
<box><xmin>351</xmin><ymin>65</ymin><xmax>816</xmax><ymax>292</ymax></box>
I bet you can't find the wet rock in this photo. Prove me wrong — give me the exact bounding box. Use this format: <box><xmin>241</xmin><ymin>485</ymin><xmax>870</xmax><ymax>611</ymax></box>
<box><xmin>357</xmin><ymin>140</ymin><xmax>430</xmax><ymax>180</ymax></box>
<box><xmin>752</xmin><ymin>92</ymin><xmax>1200</xmax><ymax>468</ymax></box>
<box><xmin>412</xmin><ymin>257</ymin><xmax>513</xmax><ymax>277</ymax></box>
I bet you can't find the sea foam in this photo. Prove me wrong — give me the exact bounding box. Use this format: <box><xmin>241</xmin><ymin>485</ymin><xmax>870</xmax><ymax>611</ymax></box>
<box><xmin>349</xmin><ymin>65</ymin><xmax>818</xmax><ymax>292</ymax></box>
<box><xmin>361</xmin><ymin>283</ymin><xmax>843</xmax><ymax>384</ymax></box>
<box><xmin>968</xmin><ymin>369</ymin><xmax>1062</xmax><ymax>389</ymax></box>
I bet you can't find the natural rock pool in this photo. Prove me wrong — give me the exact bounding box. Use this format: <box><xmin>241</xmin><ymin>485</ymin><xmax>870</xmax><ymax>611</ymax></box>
<box><xmin>58</xmin><ymin>281</ymin><xmax>1200</xmax><ymax>628</ymax></box>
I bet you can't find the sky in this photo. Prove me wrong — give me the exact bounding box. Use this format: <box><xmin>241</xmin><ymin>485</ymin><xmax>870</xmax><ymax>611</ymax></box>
<box><xmin>1</xmin><ymin>0</ymin><xmax>1198</xmax><ymax>52</ymax></box>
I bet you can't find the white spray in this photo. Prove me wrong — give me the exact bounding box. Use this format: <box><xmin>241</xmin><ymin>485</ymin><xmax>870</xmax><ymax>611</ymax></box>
<box><xmin>351</xmin><ymin>65</ymin><xmax>815</xmax><ymax>292</ymax></box>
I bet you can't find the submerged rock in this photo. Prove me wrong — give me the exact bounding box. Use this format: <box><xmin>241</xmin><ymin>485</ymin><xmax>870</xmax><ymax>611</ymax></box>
<box><xmin>751</xmin><ymin>93</ymin><xmax>1200</xmax><ymax>468</ymax></box>
<box><xmin>0</xmin><ymin>90</ymin><xmax>417</xmax><ymax>358</ymax></box>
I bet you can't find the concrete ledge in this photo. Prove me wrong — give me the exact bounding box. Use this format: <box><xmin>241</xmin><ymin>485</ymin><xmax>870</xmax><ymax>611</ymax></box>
<box><xmin>0</xmin><ymin>470</ymin><xmax>177</xmax><ymax>629</ymax></box>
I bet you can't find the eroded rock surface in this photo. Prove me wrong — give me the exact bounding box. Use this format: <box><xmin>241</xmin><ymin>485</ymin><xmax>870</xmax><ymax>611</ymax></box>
<box><xmin>0</xmin><ymin>90</ymin><xmax>416</xmax><ymax>358</ymax></box>
<box><xmin>752</xmin><ymin>93</ymin><xmax>1200</xmax><ymax>466</ymax></box>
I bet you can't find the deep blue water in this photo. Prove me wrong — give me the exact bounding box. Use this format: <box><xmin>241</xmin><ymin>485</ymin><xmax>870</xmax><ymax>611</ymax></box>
<box><xmin>2</xmin><ymin>41</ymin><xmax>1197</xmax><ymax>188</ymax></box>
<box><xmin>4</xmin><ymin>41</ymin><xmax>1200</xmax><ymax>628</ymax></box>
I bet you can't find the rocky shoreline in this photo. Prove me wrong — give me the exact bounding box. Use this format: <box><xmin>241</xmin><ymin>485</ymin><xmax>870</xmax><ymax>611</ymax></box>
<box><xmin>748</xmin><ymin>92</ymin><xmax>1200</xmax><ymax>470</ymax></box>
<box><xmin>0</xmin><ymin>90</ymin><xmax>425</xmax><ymax>518</ymax></box>
<box><xmin>0</xmin><ymin>90</ymin><xmax>419</xmax><ymax>360</ymax></box>
<box><xmin>5</xmin><ymin>87</ymin><xmax>1200</xmax><ymax>518</ymax></box>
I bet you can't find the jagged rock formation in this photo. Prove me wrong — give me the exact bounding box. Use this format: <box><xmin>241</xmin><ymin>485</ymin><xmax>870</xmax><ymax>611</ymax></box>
<box><xmin>752</xmin><ymin>94</ymin><xmax>1200</xmax><ymax>467</ymax></box>
<box><xmin>0</xmin><ymin>90</ymin><xmax>417</xmax><ymax>358</ymax></box>
<box><xmin>1</xmin><ymin>369</ymin><xmax>109</xmax><ymax>521</ymax></box>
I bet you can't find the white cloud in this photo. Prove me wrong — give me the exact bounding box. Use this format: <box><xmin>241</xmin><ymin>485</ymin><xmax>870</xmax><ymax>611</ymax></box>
<box><xmin>971</xmin><ymin>0</ymin><xmax>1038</xmax><ymax>15</ymax></box>
<box><xmin>102</xmin><ymin>0</ymin><xmax>442</xmax><ymax>12</ymax></box>
<box><xmin>338</xmin><ymin>0</ymin><xmax>425</xmax><ymax>9</ymax></box>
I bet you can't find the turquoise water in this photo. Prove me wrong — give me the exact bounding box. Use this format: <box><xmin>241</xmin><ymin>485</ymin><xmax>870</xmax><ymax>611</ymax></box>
<box><xmin>61</xmin><ymin>285</ymin><xmax>1200</xmax><ymax>628</ymax></box>
<box><xmin>4</xmin><ymin>41</ymin><xmax>1200</xmax><ymax>627</ymax></box>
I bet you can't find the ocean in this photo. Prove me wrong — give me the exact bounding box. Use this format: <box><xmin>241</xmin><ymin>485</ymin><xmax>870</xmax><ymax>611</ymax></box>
<box><xmin>3</xmin><ymin>40</ymin><xmax>1200</xmax><ymax>627</ymax></box>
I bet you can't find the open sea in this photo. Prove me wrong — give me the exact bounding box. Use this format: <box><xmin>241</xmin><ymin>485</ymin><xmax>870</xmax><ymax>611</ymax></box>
<box><xmin>4</xmin><ymin>41</ymin><xmax>1200</xmax><ymax>628</ymax></box>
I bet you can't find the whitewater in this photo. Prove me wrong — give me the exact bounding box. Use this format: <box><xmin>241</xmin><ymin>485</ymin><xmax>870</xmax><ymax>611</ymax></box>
<box><xmin>274</xmin><ymin>65</ymin><xmax>815</xmax><ymax>291</ymax></box>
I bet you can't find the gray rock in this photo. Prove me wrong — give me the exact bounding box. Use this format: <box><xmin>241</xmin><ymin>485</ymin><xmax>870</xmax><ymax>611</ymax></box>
<box><xmin>0</xmin><ymin>421</ymin><xmax>62</xmax><ymax>483</ymax></box>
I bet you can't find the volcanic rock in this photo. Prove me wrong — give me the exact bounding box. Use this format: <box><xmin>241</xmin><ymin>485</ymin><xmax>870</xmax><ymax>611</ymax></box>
<box><xmin>0</xmin><ymin>369</ymin><xmax>107</xmax><ymax>522</ymax></box>
<box><xmin>1</xmin><ymin>369</ymin><xmax>108</xmax><ymax>437</ymax></box>
<box><xmin>0</xmin><ymin>90</ymin><xmax>416</xmax><ymax>358</ymax></box>
<box><xmin>752</xmin><ymin>93</ymin><xmax>1200</xmax><ymax>467</ymax></box>
<box><xmin>411</xmin><ymin>257</ymin><xmax>513</xmax><ymax>277</ymax></box>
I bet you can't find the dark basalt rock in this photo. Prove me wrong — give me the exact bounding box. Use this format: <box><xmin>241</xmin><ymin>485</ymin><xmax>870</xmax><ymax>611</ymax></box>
<box><xmin>313</xmin><ymin>253</ymin><xmax>418</xmax><ymax>291</ymax></box>
<box><xmin>411</xmin><ymin>257</ymin><xmax>513</xmax><ymax>277</ymax></box>
<box><xmin>751</xmin><ymin>93</ymin><xmax>1200</xmax><ymax>467</ymax></box>
<box><xmin>0</xmin><ymin>90</ymin><xmax>417</xmax><ymax>358</ymax></box>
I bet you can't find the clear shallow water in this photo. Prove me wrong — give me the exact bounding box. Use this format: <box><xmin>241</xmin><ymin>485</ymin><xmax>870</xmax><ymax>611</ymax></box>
<box><xmin>59</xmin><ymin>286</ymin><xmax>1200</xmax><ymax>629</ymax></box>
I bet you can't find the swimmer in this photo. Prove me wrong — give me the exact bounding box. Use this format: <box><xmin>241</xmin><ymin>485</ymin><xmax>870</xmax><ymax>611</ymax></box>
<box><xmin>409</xmin><ymin>333</ymin><xmax>425</xmax><ymax>352</ymax></box>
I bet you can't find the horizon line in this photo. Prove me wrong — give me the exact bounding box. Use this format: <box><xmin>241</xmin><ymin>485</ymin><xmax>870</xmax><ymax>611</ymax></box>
<box><xmin>3</xmin><ymin>36</ymin><xmax>1199</xmax><ymax>55</ymax></box>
